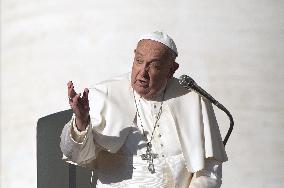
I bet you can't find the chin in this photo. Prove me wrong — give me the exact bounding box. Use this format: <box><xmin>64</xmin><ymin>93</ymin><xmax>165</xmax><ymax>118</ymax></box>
<box><xmin>133</xmin><ymin>86</ymin><xmax>152</xmax><ymax>98</ymax></box>
<box><xmin>136</xmin><ymin>89</ymin><xmax>150</xmax><ymax>97</ymax></box>
<box><xmin>138</xmin><ymin>90</ymin><xmax>159</xmax><ymax>100</ymax></box>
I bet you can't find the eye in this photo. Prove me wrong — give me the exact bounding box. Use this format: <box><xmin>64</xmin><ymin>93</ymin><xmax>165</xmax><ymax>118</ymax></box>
<box><xmin>151</xmin><ymin>62</ymin><xmax>162</xmax><ymax>70</ymax></box>
<box><xmin>135</xmin><ymin>58</ymin><xmax>143</xmax><ymax>64</ymax></box>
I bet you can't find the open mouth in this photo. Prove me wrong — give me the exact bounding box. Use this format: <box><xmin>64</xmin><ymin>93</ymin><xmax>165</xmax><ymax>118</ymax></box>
<box><xmin>137</xmin><ymin>79</ymin><xmax>149</xmax><ymax>87</ymax></box>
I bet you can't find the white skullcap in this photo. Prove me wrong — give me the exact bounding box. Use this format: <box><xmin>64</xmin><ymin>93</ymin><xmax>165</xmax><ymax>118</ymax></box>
<box><xmin>138</xmin><ymin>31</ymin><xmax>178</xmax><ymax>57</ymax></box>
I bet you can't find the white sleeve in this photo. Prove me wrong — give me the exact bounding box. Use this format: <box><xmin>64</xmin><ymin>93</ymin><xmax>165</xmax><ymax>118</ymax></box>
<box><xmin>189</xmin><ymin>158</ymin><xmax>223</xmax><ymax>188</ymax></box>
<box><xmin>60</xmin><ymin>114</ymin><xmax>99</xmax><ymax>167</ymax></box>
<box><xmin>60</xmin><ymin>84</ymin><xmax>111</xmax><ymax>167</ymax></box>
<box><xmin>70</xmin><ymin>114</ymin><xmax>88</xmax><ymax>143</ymax></box>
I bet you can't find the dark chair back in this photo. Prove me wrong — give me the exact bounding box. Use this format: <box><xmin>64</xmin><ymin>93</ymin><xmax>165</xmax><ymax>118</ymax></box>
<box><xmin>37</xmin><ymin>109</ymin><xmax>95</xmax><ymax>188</ymax></box>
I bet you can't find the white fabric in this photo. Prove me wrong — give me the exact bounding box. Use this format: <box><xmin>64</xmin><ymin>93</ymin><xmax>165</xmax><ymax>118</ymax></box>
<box><xmin>99</xmin><ymin>91</ymin><xmax>189</xmax><ymax>187</ymax></box>
<box><xmin>138</xmin><ymin>31</ymin><xmax>178</xmax><ymax>56</ymax></box>
<box><xmin>94</xmin><ymin>91</ymin><xmax>191</xmax><ymax>187</ymax></box>
<box><xmin>60</xmin><ymin>73</ymin><xmax>227</xmax><ymax>171</ymax></box>
<box><xmin>65</xmin><ymin>92</ymin><xmax>222</xmax><ymax>187</ymax></box>
<box><xmin>60</xmin><ymin>73</ymin><xmax>227</xmax><ymax>187</ymax></box>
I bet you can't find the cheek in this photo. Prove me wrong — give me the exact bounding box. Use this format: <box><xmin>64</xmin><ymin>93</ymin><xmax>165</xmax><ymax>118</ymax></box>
<box><xmin>131</xmin><ymin>65</ymin><xmax>139</xmax><ymax>82</ymax></box>
<box><xmin>150</xmin><ymin>68</ymin><xmax>171</xmax><ymax>87</ymax></box>
<box><xmin>132</xmin><ymin>63</ymin><xmax>140</xmax><ymax>74</ymax></box>
<box><xmin>149</xmin><ymin>73</ymin><xmax>166</xmax><ymax>87</ymax></box>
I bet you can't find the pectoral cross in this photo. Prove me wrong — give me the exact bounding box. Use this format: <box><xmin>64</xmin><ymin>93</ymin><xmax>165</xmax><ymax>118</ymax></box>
<box><xmin>141</xmin><ymin>142</ymin><xmax>158</xmax><ymax>174</ymax></box>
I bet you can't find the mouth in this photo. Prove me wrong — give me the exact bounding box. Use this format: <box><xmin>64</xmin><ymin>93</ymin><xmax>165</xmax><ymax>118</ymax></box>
<box><xmin>137</xmin><ymin>79</ymin><xmax>149</xmax><ymax>87</ymax></box>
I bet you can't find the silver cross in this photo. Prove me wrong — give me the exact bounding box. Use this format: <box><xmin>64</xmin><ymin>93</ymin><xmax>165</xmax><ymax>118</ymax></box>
<box><xmin>141</xmin><ymin>142</ymin><xmax>158</xmax><ymax>174</ymax></box>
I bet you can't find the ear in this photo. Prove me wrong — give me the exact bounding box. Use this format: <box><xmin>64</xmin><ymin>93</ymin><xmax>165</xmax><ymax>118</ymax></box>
<box><xmin>168</xmin><ymin>62</ymin><xmax>179</xmax><ymax>78</ymax></box>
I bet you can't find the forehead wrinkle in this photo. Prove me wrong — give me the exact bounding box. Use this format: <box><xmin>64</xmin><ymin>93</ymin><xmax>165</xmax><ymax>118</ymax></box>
<box><xmin>137</xmin><ymin>39</ymin><xmax>167</xmax><ymax>52</ymax></box>
<box><xmin>135</xmin><ymin>47</ymin><xmax>167</xmax><ymax>61</ymax></box>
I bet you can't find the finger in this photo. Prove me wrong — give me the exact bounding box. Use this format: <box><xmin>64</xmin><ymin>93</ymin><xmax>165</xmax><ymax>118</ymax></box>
<box><xmin>70</xmin><ymin>86</ymin><xmax>77</xmax><ymax>98</ymax></box>
<box><xmin>68</xmin><ymin>88</ymin><xmax>75</xmax><ymax>101</ymax></box>
<box><xmin>67</xmin><ymin>81</ymin><xmax>73</xmax><ymax>88</ymax></box>
<box><xmin>83</xmin><ymin>88</ymin><xmax>89</xmax><ymax>99</ymax></box>
<box><xmin>67</xmin><ymin>82</ymin><xmax>77</xmax><ymax>100</ymax></box>
<box><xmin>67</xmin><ymin>81</ymin><xmax>76</xmax><ymax>96</ymax></box>
<box><xmin>72</xmin><ymin>93</ymin><xmax>81</xmax><ymax>107</ymax></box>
<box><xmin>82</xmin><ymin>89</ymin><xmax>90</xmax><ymax>109</ymax></box>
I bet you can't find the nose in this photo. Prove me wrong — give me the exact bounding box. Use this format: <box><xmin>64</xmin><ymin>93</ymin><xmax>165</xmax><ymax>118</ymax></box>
<box><xmin>140</xmin><ymin>64</ymin><xmax>150</xmax><ymax>79</ymax></box>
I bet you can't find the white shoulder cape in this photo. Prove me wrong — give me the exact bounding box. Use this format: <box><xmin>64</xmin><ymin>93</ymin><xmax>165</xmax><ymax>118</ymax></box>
<box><xmin>87</xmin><ymin>73</ymin><xmax>228</xmax><ymax>173</ymax></box>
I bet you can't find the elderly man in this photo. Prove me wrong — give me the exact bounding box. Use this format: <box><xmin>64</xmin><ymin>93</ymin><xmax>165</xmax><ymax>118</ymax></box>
<box><xmin>60</xmin><ymin>31</ymin><xmax>228</xmax><ymax>187</ymax></box>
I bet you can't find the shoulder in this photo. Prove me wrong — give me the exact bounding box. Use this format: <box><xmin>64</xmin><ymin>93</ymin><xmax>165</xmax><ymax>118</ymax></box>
<box><xmin>87</xmin><ymin>73</ymin><xmax>133</xmax><ymax>107</ymax></box>
<box><xmin>98</xmin><ymin>72</ymin><xmax>130</xmax><ymax>86</ymax></box>
<box><xmin>165</xmin><ymin>76</ymin><xmax>199</xmax><ymax>102</ymax></box>
<box><xmin>88</xmin><ymin>72</ymin><xmax>131</xmax><ymax>96</ymax></box>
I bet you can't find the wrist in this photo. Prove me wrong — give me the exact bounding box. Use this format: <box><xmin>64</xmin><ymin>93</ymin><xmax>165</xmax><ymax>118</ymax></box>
<box><xmin>75</xmin><ymin>115</ymin><xmax>90</xmax><ymax>131</ymax></box>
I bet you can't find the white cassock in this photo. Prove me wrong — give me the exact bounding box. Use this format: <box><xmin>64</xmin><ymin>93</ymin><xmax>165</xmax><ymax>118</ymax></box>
<box><xmin>60</xmin><ymin>73</ymin><xmax>228</xmax><ymax>188</ymax></box>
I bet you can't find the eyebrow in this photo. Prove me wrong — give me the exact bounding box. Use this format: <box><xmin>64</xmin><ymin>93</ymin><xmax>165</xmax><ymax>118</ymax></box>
<box><xmin>135</xmin><ymin>51</ymin><xmax>143</xmax><ymax>57</ymax></box>
<box><xmin>135</xmin><ymin>51</ymin><xmax>163</xmax><ymax>62</ymax></box>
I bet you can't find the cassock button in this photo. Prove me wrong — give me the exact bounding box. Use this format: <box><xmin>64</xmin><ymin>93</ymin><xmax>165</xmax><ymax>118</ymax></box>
<box><xmin>154</xmin><ymin>104</ymin><xmax>157</xmax><ymax>108</ymax></box>
<box><xmin>161</xmin><ymin>144</ymin><xmax>164</xmax><ymax>147</ymax></box>
<box><xmin>158</xmin><ymin>134</ymin><xmax>162</xmax><ymax>137</ymax></box>
<box><xmin>162</xmin><ymin>154</ymin><xmax>165</xmax><ymax>157</ymax></box>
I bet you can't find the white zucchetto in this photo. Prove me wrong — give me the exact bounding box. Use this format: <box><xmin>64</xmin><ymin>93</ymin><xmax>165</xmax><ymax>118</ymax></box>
<box><xmin>138</xmin><ymin>31</ymin><xmax>178</xmax><ymax>57</ymax></box>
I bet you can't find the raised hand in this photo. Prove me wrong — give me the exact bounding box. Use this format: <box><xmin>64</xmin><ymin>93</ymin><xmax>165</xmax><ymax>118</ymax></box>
<box><xmin>67</xmin><ymin>81</ymin><xmax>90</xmax><ymax>131</ymax></box>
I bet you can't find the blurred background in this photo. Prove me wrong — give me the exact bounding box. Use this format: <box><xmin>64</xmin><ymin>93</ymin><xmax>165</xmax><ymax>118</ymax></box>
<box><xmin>1</xmin><ymin>0</ymin><xmax>284</xmax><ymax>187</ymax></box>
